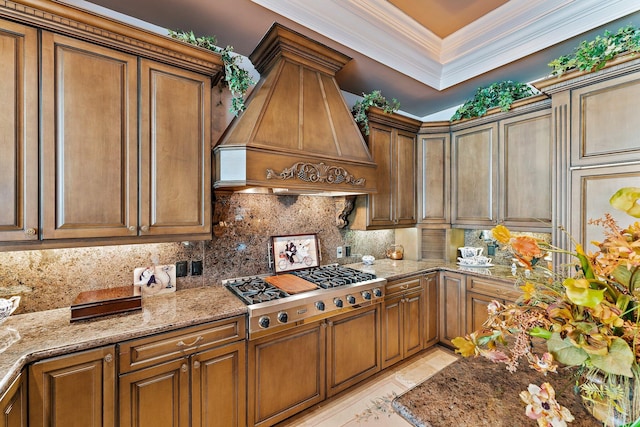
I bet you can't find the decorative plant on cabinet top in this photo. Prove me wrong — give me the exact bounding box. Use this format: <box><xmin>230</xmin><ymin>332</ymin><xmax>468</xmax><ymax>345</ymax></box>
<box><xmin>351</xmin><ymin>90</ymin><xmax>401</xmax><ymax>135</ymax></box>
<box><xmin>450</xmin><ymin>80</ymin><xmax>538</xmax><ymax>121</ymax></box>
<box><xmin>168</xmin><ymin>29</ymin><xmax>255</xmax><ymax>116</ymax></box>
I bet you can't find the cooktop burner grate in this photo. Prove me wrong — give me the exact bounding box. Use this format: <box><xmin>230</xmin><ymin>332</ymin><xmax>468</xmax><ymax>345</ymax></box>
<box><xmin>290</xmin><ymin>265</ymin><xmax>377</xmax><ymax>289</ymax></box>
<box><xmin>224</xmin><ymin>277</ymin><xmax>290</xmax><ymax>305</ymax></box>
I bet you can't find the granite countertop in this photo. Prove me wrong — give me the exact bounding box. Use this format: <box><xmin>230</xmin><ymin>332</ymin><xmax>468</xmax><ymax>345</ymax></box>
<box><xmin>392</xmin><ymin>354</ymin><xmax>600</xmax><ymax>426</ymax></box>
<box><xmin>346</xmin><ymin>258</ymin><xmax>523</xmax><ymax>284</ymax></box>
<box><xmin>0</xmin><ymin>258</ymin><xmax>525</xmax><ymax>397</ymax></box>
<box><xmin>0</xmin><ymin>285</ymin><xmax>246</xmax><ymax>396</ymax></box>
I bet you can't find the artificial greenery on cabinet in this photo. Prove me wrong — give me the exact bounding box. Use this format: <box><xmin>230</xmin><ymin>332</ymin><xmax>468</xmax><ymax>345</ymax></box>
<box><xmin>351</xmin><ymin>90</ymin><xmax>401</xmax><ymax>135</ymax></box>
<box><xmin>548</xmin><ymin>24</ymin><xmax>640</xmax><ymax>76</ymax></box>
<box><xmin>450</xmin><ymin>81</ymin><xmax>537</xmax><ymax>121</ymax></box>
<box><xmin>168</xmin><ymin>30</ymin><xmax>255</xmax><ymax>116</ymax></box>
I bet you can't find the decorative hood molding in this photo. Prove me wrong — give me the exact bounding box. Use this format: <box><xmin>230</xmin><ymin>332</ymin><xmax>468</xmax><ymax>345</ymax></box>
<box><xmin>213</xmin><ymin>23</ymin><xmax>377</xmax><ymax>195</ymax></box>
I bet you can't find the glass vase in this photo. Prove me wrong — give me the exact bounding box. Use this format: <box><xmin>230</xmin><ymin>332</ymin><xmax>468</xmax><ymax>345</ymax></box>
<box><xmin>579</xmin><ymin>367</ymin><xmax>640</xmax><ymax>426</ymax></box>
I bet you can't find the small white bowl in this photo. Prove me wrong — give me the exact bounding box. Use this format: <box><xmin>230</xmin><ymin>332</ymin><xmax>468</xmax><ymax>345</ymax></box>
<box><xmin>362</xmin><ymin>255</ymin><xmax>375</xmax><ymax>265</ymax></box>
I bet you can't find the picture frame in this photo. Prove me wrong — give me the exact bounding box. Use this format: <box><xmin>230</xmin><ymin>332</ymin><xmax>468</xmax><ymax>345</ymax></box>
<box><xmin>271</xmin><ymin>233</ymin><xmax>320</xmax><ymax>273</ymax></box>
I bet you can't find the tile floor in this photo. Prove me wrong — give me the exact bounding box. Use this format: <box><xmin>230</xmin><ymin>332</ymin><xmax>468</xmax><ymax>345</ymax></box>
<box><xmin>277</xmin><ymin>346</ymin><xmax>459</xmax><ymax>426</ymax></box>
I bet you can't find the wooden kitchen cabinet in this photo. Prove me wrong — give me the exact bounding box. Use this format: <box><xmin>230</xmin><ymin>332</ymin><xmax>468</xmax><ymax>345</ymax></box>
<box><xmin>40</xmin><ymin>32</ymin><xmax>138</xmax><ymax>240</ymax></box>
<box><xmin>29</xmin><ymin>345</ymin><xmax>116</xmax><ymax>427</ymax></box>
<box><xmin>450</xmin><ymin>97</ymin><xmax>552</xmax><ymax>230</ymax></box>
<box><xmin>0</xmin><ymin>19</ymin><xmax>38</xmax><ymax>242</ymax></box>
<box><xmin>451</xmin><ymin>122</ymin><xmax>498</xmax><ymax>228</ymax></box>
<box><xmin>40</xmin><ymin>33</ymin><xmax>211</xmax><ymax>241</ymax></box>
<box><xmin>138</xmin><ymin>59</ymin><xmax>212</xmax><ymax>238</ymax></box>
<box><xmin>465</xmin><ymin>275</ymin><xmax>521</xmax><ymax>333</ymax></box>
<box><xmin>249</xmin><ymin>322</ymin><xmax>326</xmax><ymax>427</ymax></box>
<box><xmin>498</xmin><ymin>109</ymin><xmax>552</xmax><ymax>230</ymax></box>
<box><xmin>423</xmin><ymin>272</ymin><xmax>439</xmax><ymax>348</ymax></box>
<box><xmin>119</xmin><ymin>317</ymin><xmax>246</xmax><ymax>427</ymax></box>
<box><xmin>0</xmin><ymin>1</ymin><xmax>222</xmax><ymax>249</ymax></box>
<box><xmin>438</xmin><ymin>271</ymin><xmax>466</xmax><ymax>348</ymax></box>
<box><xmin>351</xmin><ymin>108</ymin><xmax>421</xmax><ymax>230</ymax></box>
<box><xmin>0</xmin><ymin>372</ymin><xmax>27</xmax><ymax>427</ymax></box>
<box><xmin>326</xmin><ymin>304</ymin><xmax>381</xmax><ymax>396</ymax></box>
<box><xmin>417</xmin><ymin>126</ymin><xmax>451</xmax><ymax>225</ymax></box>
<box><xmin>382</xmin><ymin>275</ymin><xmax>424</xmax><ymax>368</ymax></box>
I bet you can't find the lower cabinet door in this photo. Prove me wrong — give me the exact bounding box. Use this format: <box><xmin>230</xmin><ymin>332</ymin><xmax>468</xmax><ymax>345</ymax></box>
<box><xmin>403</xmin><ymin>288</ymin><xmax>425</xmax><ymax>359</ymax></box>
<box><xmin>249</xmin><ymin>322</ymin><xmax>326</xmax><ymax>427</ymax></box>
<box><xmin>29</xmin><ymin>346</ymin><xmax>116</xmax><ymax>427</ymax></box>
<box><xmin>0</xmin><ymin>372</ymin><xmax>27</xmax><ymax>427</ymax></box>
<box><xmin>191</xmin><ymin>341</ymin><xmax>246</xmax><ymax>427</ymax></box>
<box><xmin>119</xmin><ymin>359</ymin><xmax>190</xmax><ymax>427</ymax></box>
<box><xmin>382</xmin><ymin>294</ymin><xmax>403</xmax><ymax>368</ymax></box>
<box><xmin>466</xmin><ymin>292</ymin><xmax>496</xmax><ymax>334</ymax></box>
<box><xmin>424</xmin><ymin>273</ymin><xmax>439</xmax><ymax>348</ymax></box>
<box><xmin>326</xmin><ymin>304</ymin><xmax>381</xmax><ymax>397</ymax></box>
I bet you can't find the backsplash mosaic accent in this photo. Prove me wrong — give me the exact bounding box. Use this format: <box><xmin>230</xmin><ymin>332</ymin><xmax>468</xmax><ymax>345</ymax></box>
<box><xmin>0</xmin><ymin>194</ymin><xmax>394</xmax><ymax>314</ymax></box>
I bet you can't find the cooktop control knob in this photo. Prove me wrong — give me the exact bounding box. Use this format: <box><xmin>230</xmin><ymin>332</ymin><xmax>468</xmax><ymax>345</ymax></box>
<box><xmin>258</xmin><ymin>316</ymin><xmax>270</xmax><ymax>329</ymax></box>
<box><xmin>373</xmin><ymin>288</ymin><xmax>382</xmax><ymax>297</ymax></box>
<box><xmin>347</xmin><ymin>295</ymin><xmax>356</xmax><ymax>304</ymax></box>
<box><xmin>316</xmin><ymin>301</ymin><xmax>325</xmax><ymax>311</ymax></box>
<box><xmin>361</xmin><ymin>290</ymin><xmax>372</xmax><ymax>300</ymax></box>
<box><xmin>277</xmin><ymin>312</ymin><xmax>288</xmax><ymax>323</ymax></box>
<box><xmin>334</xmin><ymin>298</ymin><xmax>343</xmax><ymax>308</ymax></box>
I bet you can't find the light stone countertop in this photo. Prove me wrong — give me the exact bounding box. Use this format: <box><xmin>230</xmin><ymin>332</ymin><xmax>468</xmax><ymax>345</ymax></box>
<box><xmin>0</xmin><ymin>285</ymin><xmax>246</xmax><ymax>396</ymax></box>
<box><xmin>0</xmin><ymin>259</ymin><xmax>525</xmax><ymax>397</ymax></box>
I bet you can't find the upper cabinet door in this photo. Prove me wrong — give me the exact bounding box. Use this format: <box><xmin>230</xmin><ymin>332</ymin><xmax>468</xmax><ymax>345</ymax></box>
<box><xmin>139</xmin><ymin>59</ymin><xmax>212</xmax><ymax>236</ymax></box>
<box><xmin>451</xmin><ymin>123</ymin><xmax>498</xmax><ymax>227</ymax></box>
<box><xmin>393</xmin><ymin>130</ymin><xmax>417</xmax><ymax>226</ymax></box>
<box><xmin>417</xmin><ymin>133</ymin><xmax>450</xmax><ymax>225</ymax></box>
<box><xmin>41</xmin><ymin>32</ymin><xmax>138</xmax><ymax>239</ymax></box>
<box><xmin>570</xmin><ymin>72</ymin><xmax>640</xmax><ymax>167</ymax></box>
<box><xmin>367</xmin><ymin>124</ymin><xmax>395</xmax><ymax>226</ymax></box>
<box><xmin>0</xmin><ymin>19</ymin><xmax>38</xmax><ymax>242</ymax></box>
<box><xmin>499</xmin><ymin>110</ymin><xmax>552</xmax><ymax>230</ymax></box>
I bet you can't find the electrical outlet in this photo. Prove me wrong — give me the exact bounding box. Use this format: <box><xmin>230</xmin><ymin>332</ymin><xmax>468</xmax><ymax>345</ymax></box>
<box><xmin>176</xmin><ymin>261</ymin><xmax>188</xmax><ymax>277</ymax></box>
<box><xmin>336</xmin><ymin>246</ymin><xmax>343</xmax><ymax>258</ymax></box>
<box><xmin>192</xmin><ymin>260</ymin><xmax>203</xmax><ymax>276</ymax></box>
<box><xmin>344</xmin><ymin>245</ymin><xmax>351</xmax><ymax>257</ymax></box>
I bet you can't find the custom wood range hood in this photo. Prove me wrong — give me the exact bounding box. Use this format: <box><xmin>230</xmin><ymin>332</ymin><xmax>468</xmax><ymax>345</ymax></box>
<box><xmin>213</xmin><ymin>23</ymin><xmax>378</xmax><ymax>196</ymax></box>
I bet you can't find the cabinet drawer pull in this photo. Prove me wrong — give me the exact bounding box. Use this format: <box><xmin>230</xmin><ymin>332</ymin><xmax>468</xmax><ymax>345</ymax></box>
<box><xmin>177</xmin><ymin>336</ymin><xmax>204</xmax><ymax>348</ymax></box>
<box><xmin>400</xmin><ymin>284</ymin><xmax>409</xmax><ymax>290</ymax></box>
<box><xmin>104</xmin><ymin>353</ymin><xmax>113</xmax><ymax>363</ymax></box>
<box><xmin>193</xmin><ymin>360</ymin><xmax>201</xmax><ymax>369</ymax></box>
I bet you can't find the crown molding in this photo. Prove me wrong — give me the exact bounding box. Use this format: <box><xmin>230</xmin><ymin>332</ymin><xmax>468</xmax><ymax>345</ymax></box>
<box><xmin>252</xmin><ymin>0</ymin><xmax>640</xmax><ymax>90</ymax></box>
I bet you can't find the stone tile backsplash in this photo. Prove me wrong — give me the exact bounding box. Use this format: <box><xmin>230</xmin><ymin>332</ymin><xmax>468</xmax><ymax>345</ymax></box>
<box><xmin>0</xmin><ymin>194</ymin><xmax>394</xmax><ymax>314</ymax></box>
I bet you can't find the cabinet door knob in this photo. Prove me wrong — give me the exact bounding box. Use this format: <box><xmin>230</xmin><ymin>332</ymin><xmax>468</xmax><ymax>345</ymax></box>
<box><xmin>177</xmin><ymin>335</ymin><xmax>204</xmax><ymax>349</ymax></box>
<box><xmin>128</xmin><ymin>226</ymin><xmax>136</xmax><ymax>232</ymax></box>
<box><xmin>104</xmin><ymin>354</ymin><xmax>113</xmax><ymax>363</ymax></box>
<box><xmin>25</xmin><ymin>228</ymin><xmax>36</xmax><ymax>236</ymax></box>
<box><xmin>181</xmin><ymin>363</ymin><xmax>188</xmax><ymax>373</ymax></box>
<box><xmin>193</xmin><ymin>360</ymin><xmax>201</xmax><ymax>369</ymax></box>
<box><xmin>140</xmin><ymin>225</ymin><xmax>149</xmax><ymax>232</ymax></box>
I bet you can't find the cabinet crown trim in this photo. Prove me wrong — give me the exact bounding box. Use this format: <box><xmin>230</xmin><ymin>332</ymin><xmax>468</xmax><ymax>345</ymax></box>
<box><xmin>0</xmin><ymin>0</ymin><xmax>224</xmax><ymax>76</ymax></box>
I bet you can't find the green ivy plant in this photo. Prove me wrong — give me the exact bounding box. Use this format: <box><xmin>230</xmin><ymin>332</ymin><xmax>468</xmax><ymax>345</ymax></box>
<box><xmin>450</xmin><ymin>81</ymin><xmax>537</xmax><ymax>121</ymax></box>
<box><xmin>168</xmin><ymin>30</ymin><xmax>255</xmax><ymax>116</ymax></box>
<box><xmin>548</xmin><ymin>25</ymin><xmax>640</xmax><ymax>77</ymax></box>
<box><xmin>351</xmin><ymin>90</ymin><xmax>400</xmax><ymax>135</ymax></box>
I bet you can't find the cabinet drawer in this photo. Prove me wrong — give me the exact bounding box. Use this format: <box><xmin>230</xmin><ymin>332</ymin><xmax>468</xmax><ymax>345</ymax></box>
<box><xmin>119</xmin><ymin>316</ymin><xmax>245</xmax><ymax>373</ymax></box>
<box><xmin>466</xmin><ymin>276</ymin><xmax>521</xmax><ymax>302</ymax></box>
<box><xmin>385</xmin><ymin>276</ymin><xmax>422</xmax><ymax>296</ymax></box>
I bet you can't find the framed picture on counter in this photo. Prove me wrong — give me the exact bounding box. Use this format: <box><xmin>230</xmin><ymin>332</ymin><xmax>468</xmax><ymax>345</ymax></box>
<box><xmin>271</xmin><ymin>233</ymin><xmax>320</xmax><ymax>273</ymax></box>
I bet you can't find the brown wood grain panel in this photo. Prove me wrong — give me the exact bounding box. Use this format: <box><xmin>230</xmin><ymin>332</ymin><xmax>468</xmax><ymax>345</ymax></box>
<box><xmin>41</xmin><ymin>32</ymin><xmax>138</xmax><ymax>239</ymax></box>
<box><xmin>0</xmin><ymin>19</ymin><xmax>38</xmax><ymax>241</ymax></box>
